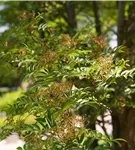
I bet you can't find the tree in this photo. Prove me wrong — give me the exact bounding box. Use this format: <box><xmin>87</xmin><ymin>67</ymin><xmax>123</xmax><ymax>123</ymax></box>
<box><xmin>0</xmin><ymin>1</ymin><xmax>135</xmax><ymax>150</ymax></box>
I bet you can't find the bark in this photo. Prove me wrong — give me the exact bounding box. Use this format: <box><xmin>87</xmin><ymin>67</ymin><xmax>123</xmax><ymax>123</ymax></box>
<box><xmin>112</xmin><ymin>110</ymin><xmax>121</xmax><ymax>150</ymax></box>
<box><xmin>119</xmin><ymin>107</ymin><xmax>135</xmax><ymax>150</ymax></box>
<box><xmin>92</xmin><ymin>1</ymin><xmax>101</xmax><ymax>36</ymax></box>
<box><xmin>65</xmin><ymin>1</ymin><xmax>77</xmax><ymax>34</ymax></box>
<box><xmin>112</xmin><ymin>2</ymin><xmax>135</xmax><ymax>150</ymax></box>
<box><xmin>113</xmin><ymin>2</ymin><xmax>125</xmax><ymax>149</ymax></box>
<box><xmin>117</xmin><ymin>1</ymin><xmax>125</xmax><ymax>46</ymax></box>
<box><xmin>112</xmin><ymin>107</ymin><xmax>135</xmax><ymax>150</ymax></box>
<box><xmin>126</xmin><ymin>2</ymin><xmax>135</xmax><ymax>64</ymax></box>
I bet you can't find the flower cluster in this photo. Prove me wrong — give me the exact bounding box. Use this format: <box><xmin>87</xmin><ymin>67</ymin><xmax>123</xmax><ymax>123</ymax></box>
<box><xmin>97</xmin><ymin>56</ymin><xmax>113</xmax><ymax>80</ymax></box>
<box><xmin>40</xmin><ymin>50</ymin><xmax>57</xmax><ymax>66</ymax></box>
<box><xmin>54</xmin><ymin>110</ymin><xmax>83</xmax><ymax>142</ymax></box>
<box><xmin>38</xmin><ymin>82</ymin><xmax>73</xmax><ymax>106</ymax></box>
<box><xmin>59</xmin><ymin>34</ymin><xmax>77</xmax><ymax>48</ymax></box>
<box><xmin>92</xmin><ymin>36</ymin><xmax>106</xmax><ymax>48</ymax></box>
<box><xmin>24</xmin><ymin>132</ymin><xmax>42</xmax><ymax>149</ymax></box>
<box><xmin>17</xmin><ymin>49</ymin><xmax>26</xmax><ymax>56</ymax></box>
<box><xmin>18</xmin><ymin>11</ymin><xmax>36</xmax><ymax>21</ymax></box>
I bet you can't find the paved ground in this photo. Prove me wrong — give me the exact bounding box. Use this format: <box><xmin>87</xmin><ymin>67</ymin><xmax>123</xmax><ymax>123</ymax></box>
<box><xmin>0</xmin><ymin>133</ymin><xmax>24</xmax><ymax>150</ymax></box>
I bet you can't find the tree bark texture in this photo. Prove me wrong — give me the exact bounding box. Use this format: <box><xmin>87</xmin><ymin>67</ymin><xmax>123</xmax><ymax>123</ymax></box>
<box><xmin>112</xmin><ymin>107</ymin><xmax>135</xmax><ymax>150</ymax></box>
<box><xmin>119</xmin><ymin>108</ymin><xmax>135</xmax><ymax>150</ymax></box>
<box><xmin>92</xmin><ymin>1</ymin><xmax>101</xmax><ymax>36</ymax></box>
<box><xmin>112</xmin><ymin>110</ymin><xmax>120</xmax><ymax>150</ymax></box>
<box><xmin>65</xmin><ymin>1</ymin><xmax>77</xmax><ymax>34</ymax></box>
<box><xmin>113</xmin><ymin>2</ymin><xmax>135</xmax><ymax>150</ymax></box>
<box><xmin>117</xmin><ymin>1</ymin><xmax>125</xmax><ymax>46</ymax></box>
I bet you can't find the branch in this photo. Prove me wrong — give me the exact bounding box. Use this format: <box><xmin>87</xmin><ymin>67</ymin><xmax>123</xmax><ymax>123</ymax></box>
<box><xmin>101</xmin><ymin>114</ymin><xmax>110</xmax><ymax>139</ymax></box>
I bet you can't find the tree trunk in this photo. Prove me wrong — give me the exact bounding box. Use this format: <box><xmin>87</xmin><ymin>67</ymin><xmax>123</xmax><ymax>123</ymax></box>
<box><xmin>119</xmin><ymin>108</ymin><xmax>135</xmax><ymax>150</ymax></box>
<box><xmin>112</xmin><ymin>110</ymin><xmax>120</xmax><ymax>150</ymax></box>
<box><xmin>112</xmin><ymin>107</ymin><xmax>135</xmax><ymax>150</ymax></box>
<box><xmin>117</xmin><ymin>1</ymin><xmax>125</xmax><ymax>46</ymax></box>
<box><xmin>92</xmin><ymin>1</ymin><xmax>101</xmax><ymax>36</ymax></box>
<box><xmin>64</xmin><ymin>1</ymin><xmax>77</xmax><ymax>35</ymax></box>
<box><xmin>112</xmin><ymin>2</ymin><xmax>135</xmax><ymax>150</ymax></box>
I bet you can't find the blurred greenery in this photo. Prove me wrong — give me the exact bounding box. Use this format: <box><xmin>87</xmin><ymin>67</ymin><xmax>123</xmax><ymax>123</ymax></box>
<box><xmin>0</xmin><ymin>88</ymin><xmax>22</xmax><ymax>110</ymax></box>
<box><xmin>0</xmin><ymin>88</ymin><xmax>22</xmax><ymax>127</ymax></box>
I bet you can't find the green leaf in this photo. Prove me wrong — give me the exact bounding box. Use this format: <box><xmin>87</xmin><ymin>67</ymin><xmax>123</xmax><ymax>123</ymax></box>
<box><xmin>17</xmin><ymin>147</ymin><xmax>23</xmax><ymax>150</ymax></box>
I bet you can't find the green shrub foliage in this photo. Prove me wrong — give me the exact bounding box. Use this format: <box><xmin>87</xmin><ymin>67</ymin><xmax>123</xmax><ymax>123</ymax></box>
<box><xmin>0</xmin><ymin>14</ymin><xmax>133</xmax><ymax>150</ymax></box>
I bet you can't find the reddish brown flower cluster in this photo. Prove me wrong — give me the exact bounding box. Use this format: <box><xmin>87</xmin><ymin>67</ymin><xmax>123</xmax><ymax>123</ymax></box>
<box><xmin>18</xmin><ymin>11</ymin><xmax>36</xmax><ymax>21</ymax></box>
<box><xmin>38</xmin><ymin>82</ymin><xmax>73</xmax><ymax>106</ymax></box>
<box><xmin>92</xmin><ymin>36</ymin><xmax>106</xmax><ymax>48</ymax></box>
<box><xmin>60</xmin><ymin>34</ymin><xmax>77</xmax><ymax>48</ymax></box>
<box><xmin>97</xmin><ymin>56</ymin><xmax>113</xmax><ymax>80</ymax></box>
<box><xmin>17</xmin><ymin>49</ymin><xmax>26</xmax><ymax>56</ymax></box>
<box><xmin>24</xmin><ymin>132</ymin><xmax>42</xmax><ymax>149</ymax></box>
<box><xmin>40</xmin><ymin>50</ymin><xmax>57</xmax><ymax>66</ymax></box>
<box><xmin>37</xmin><ymin>82</ymin><xmax>84</xmax><ymax>143</ymax></box>
<box><xmin>54</xmin><ymin>110</ymin><xmax>83</xmax><ymax>142</ymax></box>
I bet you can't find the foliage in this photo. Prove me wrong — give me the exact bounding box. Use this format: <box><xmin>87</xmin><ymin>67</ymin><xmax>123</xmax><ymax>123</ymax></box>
<box><xmin>0</xmin><ymin>12</ymin><xmax>134</xmax><ymax>150</ymax></box>
<box><xmin>0</xmin><ymin>88</ymin><xmax>22</xmax><ymax>110</ymax></box>
<box><xmin>0</xmin><ymin>88</ymin><xmax>22</xmax><ymax>127</ymax></box>
<box><xmin>0</xmin><ymin>0</ymin><xmax>135</xmax><ymax>150</ymax></box>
